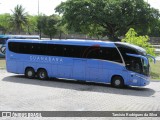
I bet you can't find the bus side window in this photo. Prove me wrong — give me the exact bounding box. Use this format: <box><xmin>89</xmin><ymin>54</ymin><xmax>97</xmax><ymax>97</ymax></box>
<box><xmin>63</xmin><ymin>46</ymin><xmax>68</xmax><ymax>57</ymax></box>
<box><xmin>63</xmin><ymin>45</ymin><xmax>80</xmax><ymax>58</ymax></box>
<box><xmin>100</xmin><ymin>47</ymin><xmax>122</xmax><ymax>63</ymax></box>
<box><xmin>86</xmin><ymin>47</ymin><xmax>100</xmax><ymax>59</ymax></box>
<box><xmin>27</xmin><ymin>43</ymin><xmax>45</xmax><ymax>55</ymax></box>
<box><xmin>47</xmin><ymin>44</ymin><xmax>55</xmax><ymax>56</ymax></box>
<box><xmin>60</xmin><ymin>45</ymin><xmax>84</xmax><ymax>58</ymax></box>
<box><xmin>56</xmin><ymin>45</ymin><xmax>64</xmax><ymax>56</ymax></box>
<box><xmin>8</xmin><ymin>42</ymin><xmax>19</xmax><ymax>53</ymax></box>
<box><xmin>20</xmin><ymin>43</ymin><xmax>30</xmax><ymax>54</ymax></box>
<box><xmin>69</xmin><ymin>47</ymin><xmax>76</xmax><ymax>57</ymax></box>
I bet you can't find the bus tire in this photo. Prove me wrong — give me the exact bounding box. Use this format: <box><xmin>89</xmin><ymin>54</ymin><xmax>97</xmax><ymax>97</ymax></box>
<box><xmin>25</xmin><ymin>67</ymin><xmax>35</xmax><ymax>79</ymax></box>
<box><xmin>37</xmin><ymin>69</ymin><xmax>48</xmax><ymax>80</ymax></box>
<box><xmin>111</xmin><ymin>76</ymin><xmax>124</xmax><ymax>88</ymax></box>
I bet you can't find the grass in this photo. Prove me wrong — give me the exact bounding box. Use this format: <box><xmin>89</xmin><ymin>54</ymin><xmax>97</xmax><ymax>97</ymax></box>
<box><xmin>0</xmin><ymin>58</ymin><xmax>6</xmax><ymax>69</ymax></box>
<box><xmin>0</xmin><ymin>58</ymin><xmax>159</xmax><ymax>80</ymax></box>
<box><xmin>150</xmin><ymin>61</ymin><xmax>160</xmax><ymax>80</ymax></box>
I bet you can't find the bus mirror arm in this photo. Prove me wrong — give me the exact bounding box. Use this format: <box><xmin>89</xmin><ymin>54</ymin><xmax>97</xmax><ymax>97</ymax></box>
<box><xmin>146</xmin><ymin>54</ymin><xmax>156</xmax><ymax>64</ymax></box>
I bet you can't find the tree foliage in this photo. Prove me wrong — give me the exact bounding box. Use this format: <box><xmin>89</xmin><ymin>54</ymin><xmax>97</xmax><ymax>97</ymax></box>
<box><xmin>10</xmin><ymin>5</ymin><xmax>28</xmax><ymax>34</ymax></box>
<box><xmin>0</xmin><ymin>14</ymin><xmax>11</xmax><ymax>34</ymax></box>
<box><xmin>24</xmin><ymin>15</ymin><xmax>38</xmax><ymax>35</ymax></box>
<box><xmin>43</xmin><ymin>15</ymin><xmax>59</xmax><ymax>40</ymax></box>
<box><xmin>149</xmin><ymin>19</ymin><xmax>160</xmax><ymax>37</ymax></box>
<box><xmin>37</xmin><ymin>14</ymin><xmax>60</xmax><ymax>39</ymax></box>
<box><xmin>56</xmin><ymin>0</ymin><xmax>160</xmax><ymax>41</ymax></box>
<box><xmin>122</xmin><ymin>28</ymin><xmax>155</xmax><ymax>56</ymax></box>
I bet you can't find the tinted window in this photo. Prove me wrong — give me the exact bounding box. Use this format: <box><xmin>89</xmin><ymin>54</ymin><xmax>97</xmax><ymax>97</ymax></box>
<box><xmin>29</xmin><ymin>43</ymin><xmax>47</xmax><ymax>55</ymax></box>
<box><xmin>115</xmin><ymin>43</ymin><xmax>138</xmax><ymax>63</ymax></box>
<box><xmin>46</xmin><ymin>44</ymin><xmax>85</xmax><ymax>57</ymax></box>
<box><xmin>8</xmin><ymin>42</ymin><xmax>122</xmax><ymax>63</ymax></box>
<box><xmin>86</xmin><ymin>47</ymin><xmax>122</xmax><ymax>63</ymax></box>
<box><xmin>125</xmin><ymin>56</ymin><xmax>143</xmax><ymax>74</ymax></box>
<box><xmin>8</xmin><ymin>42</ymin><xmax>19</xmax><ymax>53</ymax></box>
<box><xmin>8</xmin><ymin>42</ymin><xmax>85</xmax><ymax>58</ymax></box>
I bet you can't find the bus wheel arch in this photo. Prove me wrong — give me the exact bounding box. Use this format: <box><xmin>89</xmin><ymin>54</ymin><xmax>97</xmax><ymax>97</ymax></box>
<box><xmin>25</xmin><ymin>67</ymin><xmax>35</xmax><ymax>79</ymax></box>
<box><xmin>37</xmin><ymin>68</ymin><xmax>48</xmax><ymax>80</ymax></box>
<box><xmin>111</xmin><ymin>75</ymin><xmax>124</xmax><ymax>88</ymax></box>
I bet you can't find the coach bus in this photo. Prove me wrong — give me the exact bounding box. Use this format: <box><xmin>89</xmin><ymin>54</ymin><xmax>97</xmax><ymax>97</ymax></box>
<box><xmin>0</xmin><ymin>35</ymin><xmax>39</xmax><ymax>57</ymax></box>
<box><xmin>6</xmin><ymin>39</ymin><xmax>155</xmax><ymax>88</ymax></box>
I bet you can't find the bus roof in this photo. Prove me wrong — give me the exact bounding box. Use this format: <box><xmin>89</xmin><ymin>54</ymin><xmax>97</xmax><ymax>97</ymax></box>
<box><xmin>8</xmin><ymin>39</ymin><xmax>116</xmax><ymax>47</ymax></box>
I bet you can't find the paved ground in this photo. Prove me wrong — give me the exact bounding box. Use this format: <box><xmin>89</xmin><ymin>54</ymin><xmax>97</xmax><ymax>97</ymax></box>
<box><xmin>0</xmin><ymin>69</ymin><xmax>160</xmax><ymax>119</ymax></box>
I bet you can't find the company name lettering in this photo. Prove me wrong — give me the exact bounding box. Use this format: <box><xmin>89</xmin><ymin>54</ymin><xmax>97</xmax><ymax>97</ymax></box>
<box><xmin>30</xmin><ymin>56</ymin><xmax>63</xmax><ymax>63</ymax></box>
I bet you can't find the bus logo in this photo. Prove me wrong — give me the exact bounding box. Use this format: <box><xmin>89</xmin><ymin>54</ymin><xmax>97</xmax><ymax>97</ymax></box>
<box><xmin>0</xmin><ymin>45</ymin><xmax>6</xmax><ymax>55</ymax></box>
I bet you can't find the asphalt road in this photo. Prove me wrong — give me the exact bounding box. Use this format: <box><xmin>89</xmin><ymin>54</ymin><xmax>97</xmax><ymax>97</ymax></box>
<box><xmin>0</xmin><ymin>69</ymin><xmax>160</xmax><ymax>119</ymax></box>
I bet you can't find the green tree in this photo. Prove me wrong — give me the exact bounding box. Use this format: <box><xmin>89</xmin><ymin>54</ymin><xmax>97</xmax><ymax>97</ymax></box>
<box><xmin>56</xmin><ymin>17</ymin><xmax>68</xmax><ymax>39</ymax></box>
<box><xmin>10</xmin><ymin>5</ymin><xmax>28</xmax><ymax>34</ymax></box>
<box><xmin>149</xmin><ymin>19</ymin><xmax>160</xmax><ymax>37</ymax></box>
<box><xmin>56</xmin><ymin>0</ymin><xmax>160</xmax><ymax>41</ymax></box>
<box><xmin>24</xmin><ymin>15</ymin><xmax>38</xmax><ymax>35</ymax></box>
<box><xmin>0</xmin><ymin>14</ymin><xmax>11</xmax><ymax>34</ymax></box>
<box><xmin>122</xmin><ymin>28</ymin><xmax>155</xmax><ymax>56</ymax></box>
<box><xmin>43</xmin><ymin>15</ymin><xmax>59</xmax><ymax>40</ymax></box>
<box><xmin>37</xmin><ymin>15</ymin><xmax>46</xmax><ymax>39</ymax></box>
<box><xmin>37</xmin><ymin>14</ymin><xmax>60</xmax><ymax>39</ymax></box>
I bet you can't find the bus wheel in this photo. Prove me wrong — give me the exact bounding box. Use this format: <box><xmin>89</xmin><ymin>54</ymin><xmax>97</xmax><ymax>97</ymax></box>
<box><xmin>111</xmin><ymin>76</ymin><xmax>124</xmax><ymax>88</ymax></box>
<box><xmin>37</xmin><ymin>69</ymin><xmax>48</xmax><ymax>80</ymax></box>
<box><xmin>25</xmin><ymin>68</ymin><xmax>35</xmax><ymax>79</ymax></box>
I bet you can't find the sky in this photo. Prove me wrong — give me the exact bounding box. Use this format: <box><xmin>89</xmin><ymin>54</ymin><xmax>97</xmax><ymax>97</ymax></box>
<box><xmin>0</xmin><ymin>0</ymin><xmax>160</xmax><ymax>16</ymax></box>
<box><xmin>0</xmin><ymin>0</ymin><xmax>67</xmax><ymax>15</ymax></box>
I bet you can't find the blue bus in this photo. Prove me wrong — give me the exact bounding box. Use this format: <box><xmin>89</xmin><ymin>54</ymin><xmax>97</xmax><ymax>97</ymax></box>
<box><xmin>6</xmin><ymin>39</ymin><xmax>155</xmax><ymax>88</ymax></box>
<box><xmin>0</xmin><ymin>35</ymin><xmax>39</xmax><ymax>57</ymax></box>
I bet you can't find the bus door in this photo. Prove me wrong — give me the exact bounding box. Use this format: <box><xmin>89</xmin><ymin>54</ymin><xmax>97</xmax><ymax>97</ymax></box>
<box><xmin>72</xmin><ymin>59</ymin><xmax>86</xmax><ymax>81</ymax></box>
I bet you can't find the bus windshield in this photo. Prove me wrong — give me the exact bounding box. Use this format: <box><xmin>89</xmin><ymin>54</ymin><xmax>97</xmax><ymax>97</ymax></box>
<box><xmin>141</xmin><ymin>58</ymin><xmax>149</xmax><ymax>76</ymax></box>
<box><xmin>125</xmin><ymin>54</ymin><xmax>149</xmax><ymax>76</ymax></box>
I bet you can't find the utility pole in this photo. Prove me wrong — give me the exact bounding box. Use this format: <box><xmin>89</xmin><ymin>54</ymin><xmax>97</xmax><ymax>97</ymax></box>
<box><xmin>38</xmin><ymin>0</ymin><xmax>39</xmax><ymax>15</ymax></box>
<box><xmin>38</xmin><ymin>0</ymin><xmax>41</xmax><ymax>39</ymax></box>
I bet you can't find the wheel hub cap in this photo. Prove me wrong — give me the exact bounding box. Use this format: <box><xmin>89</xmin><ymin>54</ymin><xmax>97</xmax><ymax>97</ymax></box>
<box><xmin>115</xmin><ymin>80</ymin><xmax>120</xmax><ymax>86</ymax></box>
<box><xmin>28</xmin><ymin>71</ymin><xmax>33</xmax><ymax>77</ymax></box>
<box><xmin>40</xmin><ymin>72</ymin><xmax>45</xmax><ymax>78</ymax></box>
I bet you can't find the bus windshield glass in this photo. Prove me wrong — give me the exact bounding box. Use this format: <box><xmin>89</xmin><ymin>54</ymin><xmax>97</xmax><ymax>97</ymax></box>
<box><xmin>126</xmin><ymin>54</ymin><xmax>149</xmax><ymax>76</ymax></box>
<box><xmin>141</xmin><ymin>57</ymin><xmax>149</xmax><ymax>76</ymax></box>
